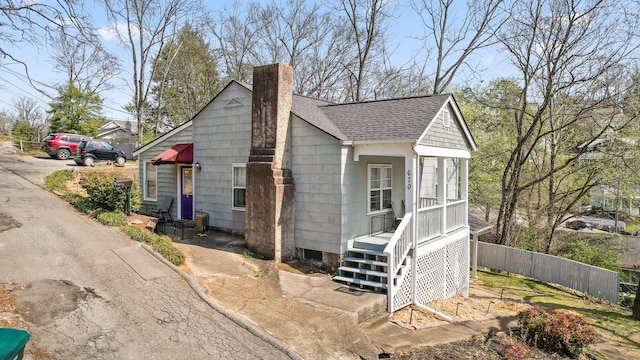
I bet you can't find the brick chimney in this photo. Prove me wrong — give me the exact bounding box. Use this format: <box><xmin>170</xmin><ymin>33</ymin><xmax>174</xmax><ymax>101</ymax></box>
<box><xmin>245</xmin><ymin>63</ymin><xmax>295</xmax><ymax>261</ymax></box>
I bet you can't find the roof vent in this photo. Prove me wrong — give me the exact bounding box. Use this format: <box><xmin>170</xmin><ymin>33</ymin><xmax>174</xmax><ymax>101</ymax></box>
<box><xmin>441</xmin><ymin>108</ymin><xmax>451</xmax><ymax>128</ymax></box>
<box><xmin>226</xmin><ymin>98</ymin><xmax>243</xmax><ymax>107</ymax></box>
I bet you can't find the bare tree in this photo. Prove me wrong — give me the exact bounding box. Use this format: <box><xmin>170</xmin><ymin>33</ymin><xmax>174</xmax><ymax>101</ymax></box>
<box><xmin>494</xmin><ymin>0</ymin><xmax>640</xmax><ymax>246</ymax></box>
<box><xmin>50</xmin><ymin>30</ymin><xmax>121</xmax><ymax>94</ymax></box>
<box><xmin>13</xmin><ymin>97</ymin><xmax>43</xmax><ymax>126</ymax></box>
<box><xmin>334</xmin><ymin>0</ymin><xmax>394</xmax><ymax>102</ymax></box>
<box><xmin>410</xmin><ymin>0</ymin><xmax>507</xmax><ymax>95</ymax></box>
<box><xmin>208</xmin><ymin>1</ymin><xmax>263</xmax><ymax>83</ymax></box>
<box><xmin>102</xmin><ymin>0</ymin><xmax>203</xmax><ymax>142</ymax></box>
<box><xmin>0</xmin><ymin>1</ymin><xmax>94</xmax><ymax>93</ymax></box>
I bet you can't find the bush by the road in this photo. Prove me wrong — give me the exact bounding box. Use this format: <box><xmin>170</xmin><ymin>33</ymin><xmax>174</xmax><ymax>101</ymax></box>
<box><xmin>81</xmin><ymin>171</ymin><xmax>141</xmax><ymax>213</ymax></box>
<box><xmin>46</xmin><ymin>170</ymin><xmax>185</xmax><ymax>267</ymax></box>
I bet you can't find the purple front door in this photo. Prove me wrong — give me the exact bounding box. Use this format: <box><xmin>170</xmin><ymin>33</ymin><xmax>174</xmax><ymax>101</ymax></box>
<box><xmin>180</xmin><ymin>166</ymin><xmax>193</xmax><ymax>220</ymax></box>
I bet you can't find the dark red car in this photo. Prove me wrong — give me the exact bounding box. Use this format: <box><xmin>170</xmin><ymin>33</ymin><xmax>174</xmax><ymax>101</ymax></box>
<box><xmin>41</xmin><ymin>133</ymin><xmax>90</xmax><ymax>160</ymax></box>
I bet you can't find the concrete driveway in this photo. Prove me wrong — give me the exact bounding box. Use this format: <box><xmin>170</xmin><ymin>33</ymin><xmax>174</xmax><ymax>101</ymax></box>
<box><xmin>0</xmin><ymin>154</ymin><xmax>293</xmax><ymax>359</ymax></box>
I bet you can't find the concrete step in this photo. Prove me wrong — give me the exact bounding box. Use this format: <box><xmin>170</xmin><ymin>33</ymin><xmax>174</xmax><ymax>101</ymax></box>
<box><xmin>333</xmin><ymin>275</ymin><xmax>388</xmax><ymax>290</ymax></box>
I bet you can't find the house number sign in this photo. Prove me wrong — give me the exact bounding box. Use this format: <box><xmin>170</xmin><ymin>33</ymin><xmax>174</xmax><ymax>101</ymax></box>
<box><xmin>407</xmin><ymin>169</ymin><xmax>412</xmax><ymax>189</ymax></box>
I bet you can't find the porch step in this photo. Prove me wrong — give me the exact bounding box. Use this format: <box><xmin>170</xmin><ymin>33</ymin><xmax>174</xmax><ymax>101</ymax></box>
<box><xmin>347</xmin><ymin>248</ymin><xmax>386</xmax><ymax>256</ymax></box>
<box><xmin>343</xmin><ymin>256</ymin><xmax>388</xmax><ymax>267</ymax></box>
<box><xmin>333</xmin><ymin>276</ymin><xmax>388</xmax><ymax>290</ymax></box>
<box><xmin>338</xmin><ymin>266</ymin><xmax>387</xmax><ymax>278</ymax></box>
<box><xmin>353</xmin><ymin>236</ymin><xmax>390</xmax><ymax>252</ymax></box>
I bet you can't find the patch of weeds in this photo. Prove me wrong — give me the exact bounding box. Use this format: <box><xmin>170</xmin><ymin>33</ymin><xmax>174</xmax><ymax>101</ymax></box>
<box><xmin>254</xmin><ymin>269</ymin><xmax>264</xmax><ymax>278</ymax></box>
<box><xmin>96</xmin><ymin>212</ymin><xmax>127</xmax><ymax>227</ymax></box>
<box><xmin>44</xmin><ymin>169</ymin><xmax>73</xmax><ymax>193</ymax></box>
<box><xmin>243</xmin><ymin>250</ymin><xmax>252</xmax><ymax>259</ymax></box>
<box><xmin>121</xmin><ymin>225</ymin><xmax>185</xmax><ymax>266</ymax></box>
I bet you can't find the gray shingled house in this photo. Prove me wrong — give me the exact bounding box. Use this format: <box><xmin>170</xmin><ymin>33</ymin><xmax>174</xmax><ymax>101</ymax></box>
<box><xmin>133</xmin><ymin>63</ymin><xmax>476</xmax><ymax>313</ymax></box>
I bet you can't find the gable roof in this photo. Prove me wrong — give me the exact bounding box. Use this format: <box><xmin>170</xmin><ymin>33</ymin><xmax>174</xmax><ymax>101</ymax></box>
<box><xmin>136</xmin><ymin>79</ymin><xmax>475</xmax><ymax>155</ymax></box>
<box><xmin>318</xmin><ymin>95</ymin><xmax>451</xmax><ymax>142</ymax></box>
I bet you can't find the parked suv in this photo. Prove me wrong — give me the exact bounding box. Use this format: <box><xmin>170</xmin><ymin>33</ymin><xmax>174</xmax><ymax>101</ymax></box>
<box><xmin>41</xmin><ymin>133</ymin><xmax>90</xmax><ymax>160</ymax></box>
<box><xmin>74</xmin><ymin>140</ymin><xmax>126</xmax><ymax>167</ymax></box>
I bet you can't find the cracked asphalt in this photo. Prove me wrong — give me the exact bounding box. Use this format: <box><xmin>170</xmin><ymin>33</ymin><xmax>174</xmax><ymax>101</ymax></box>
<box><xmin>0</xmin><ymin>155</ymin><xmax>293</xmax><ymax>359</ymax></box>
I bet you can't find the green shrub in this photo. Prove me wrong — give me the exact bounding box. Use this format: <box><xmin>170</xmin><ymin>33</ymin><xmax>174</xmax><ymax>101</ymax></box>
<box><xmin>518</xmin><ymin>305</ymin><xmax>598</xmax><ymax>357</ymax></box>
<box><xmin>96</xmin><ymin>212</ymin><xmax>127</xmax><ymax>227</ymax></box>
<box><xmin>81</xmin><ymin>172</ymin><xmax>140</xmax><ymax>213</ymax></box>
<box><xmin>44</xmin><ymin>169</ymin><xmax>73</xmax><ymax>193</ymax></box>
<box><xmin>121</xmin><ymin>225</ymin><xmax>185</xmax><ymax>266</ymax></box>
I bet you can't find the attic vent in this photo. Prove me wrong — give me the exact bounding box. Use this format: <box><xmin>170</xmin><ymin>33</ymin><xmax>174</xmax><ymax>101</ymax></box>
<box><xmin>441</xmin><ymin>108</ymin><xmax>451</xmax><ymax>128</ymax></box>
<box><xmin>225</xmin><ymin>98</ymin><xmax>243</xmax><ymax>107</ymax></box>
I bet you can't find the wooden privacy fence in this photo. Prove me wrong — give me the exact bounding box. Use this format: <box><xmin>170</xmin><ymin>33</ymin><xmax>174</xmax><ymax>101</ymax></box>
<box><xmin>474</xmin><ymin>241</ymin><xmax>619</xmax><ymax>303</ymax></box>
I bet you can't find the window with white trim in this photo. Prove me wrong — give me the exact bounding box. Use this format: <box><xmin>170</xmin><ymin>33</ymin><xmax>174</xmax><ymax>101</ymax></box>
<box><xmin>144</xmin><ymin>161</ymin><xmax>157</xmax><ymax>200</ymax></box>
<box><xmin>232</xmin><ymin>164</ymin><xmax>246</xmax><ymax>210</ymax></box>
<box><xmin>368</xmin><ymin>164</ymin><xmax>392</xmax><ymax>213</ymax></box>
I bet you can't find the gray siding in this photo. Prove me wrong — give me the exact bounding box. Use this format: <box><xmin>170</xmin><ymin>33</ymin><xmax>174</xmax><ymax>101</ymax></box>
<box><xmin>341</xmin><ymin>154</ymin><xmax>405</xmax><ymax>248</ymax></box>
<box><xmin>193</xmin><ymin>83</ymin><xmax>252</xmax><ymax>231</ymax></box>
<box><xmin>137</xmin><ymin>126</ymin><xmax>193</xmax><ymax>221</ymax></box>
<box><xmin>291</xmin><ymin>117</ymin><xmax>343</xmax><ymax>254</ymax></box>
<box><xmin>420</xmin><ymin>104</ymin><xmax>470</xmax><ymax>150</ymax></box>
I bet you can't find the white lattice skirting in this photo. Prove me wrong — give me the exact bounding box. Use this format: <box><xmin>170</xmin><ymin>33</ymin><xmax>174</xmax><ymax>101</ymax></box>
<box><xmin>391</xmin><ymin>231</ymin><xmax>470</xmax><ymax>311</ymax></box>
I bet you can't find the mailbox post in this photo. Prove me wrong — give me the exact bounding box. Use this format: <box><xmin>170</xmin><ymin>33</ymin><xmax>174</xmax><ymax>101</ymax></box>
<box><xmin>113</xmin><ymin>178</ymin><xmax>133</xmax><ymax>215</ymax></box>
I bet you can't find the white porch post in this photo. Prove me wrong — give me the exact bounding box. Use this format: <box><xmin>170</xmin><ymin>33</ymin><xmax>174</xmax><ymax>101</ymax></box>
<box><xmin>406</xmin><ymin>155</ymin><xmax>418</xmax><ymax>304</ymax></box>
<box><xmin>437</xmin><ymin>157</ymin><xmax>446</xmax><ymax>235</ymax></box>
<box><xmin>461</xmin><ymin>158</ymin><xmax>468</xmax><ymax>224</ymax></box>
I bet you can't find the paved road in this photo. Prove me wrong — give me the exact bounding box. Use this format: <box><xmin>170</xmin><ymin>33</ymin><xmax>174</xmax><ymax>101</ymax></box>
<box><xmin>0</xmin><ymin>155</ymin><xmax>291</xmax><ymax>359</ymax></box>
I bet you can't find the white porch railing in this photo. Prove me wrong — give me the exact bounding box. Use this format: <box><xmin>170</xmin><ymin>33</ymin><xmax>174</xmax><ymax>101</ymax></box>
<box><xmin>383</xmin><ymin>212</ymin><xmax>413</xmax><ymax>313</ymax></box>
<box><xmin>416</xmin><ymin>200</ymin><xmax>467</xmax><ymax>243</ymax></box>
<box><xmin>446</xmin><ymin>200</ymin><xmax>466</xmax><ymax>231</ymax></box>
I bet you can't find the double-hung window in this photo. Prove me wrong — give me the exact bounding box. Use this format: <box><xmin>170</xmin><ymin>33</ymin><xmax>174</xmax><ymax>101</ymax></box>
<box><xmin>368</xmin><ymin>164</ymin><xmax>392</xmax><ymax>213</ymax></box>
<box><xmin>144</xmin><ymin>161</ymin><xmax>157</xmax><ymax>200</ymax></box>
<box><xmin>232</xmin><ymin>164</ymin><xmax>246</xmax><ymax>210</ymax></box>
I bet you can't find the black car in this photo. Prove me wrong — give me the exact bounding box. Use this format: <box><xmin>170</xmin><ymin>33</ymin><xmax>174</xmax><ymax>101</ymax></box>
<box><xmin>74</xmin><ymin>140</ymin><xmax>126</xmax><ymax>167</ymax></box>
<box><xmin>565</xmin><ymin>219</ymin><xmax>592</xmax><ymax>230</ymax></box>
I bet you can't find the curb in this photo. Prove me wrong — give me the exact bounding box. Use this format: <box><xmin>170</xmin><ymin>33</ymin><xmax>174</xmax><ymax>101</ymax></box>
<box><xmin>141</xmin><ymin>244</ymin><xmax>303</xmax><ymax>360</ymax></box>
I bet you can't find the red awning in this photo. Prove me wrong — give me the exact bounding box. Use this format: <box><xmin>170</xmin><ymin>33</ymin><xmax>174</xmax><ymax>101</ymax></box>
<box><xmin>151</xmin><ymin>143</ymin><xmax>193</xmax><ymax>165</ymax></box>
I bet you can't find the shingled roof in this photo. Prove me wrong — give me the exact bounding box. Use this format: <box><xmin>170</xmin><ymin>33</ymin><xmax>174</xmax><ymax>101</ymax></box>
<box><xmin>234</xmin><ymin>80</ymin><xmax>457</xmax><ymax>144</ymax></box>
<box><xmin>317</xmin><ymin>94</ymin><xmax>452</xmax><ymax>142</ymax></box>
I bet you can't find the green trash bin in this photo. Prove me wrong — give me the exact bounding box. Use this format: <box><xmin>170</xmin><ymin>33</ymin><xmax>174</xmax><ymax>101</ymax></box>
<box><xmin>0</xmin><ymin>328</ymin><xmax>30</xmax><ymax>360</ymax></box>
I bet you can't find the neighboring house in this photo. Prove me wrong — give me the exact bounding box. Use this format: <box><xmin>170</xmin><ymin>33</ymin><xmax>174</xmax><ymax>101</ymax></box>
<box><xmin>97</xmin><ymin>120</ymin><xmax>137</xmax><ymax>142</ymax></box>
<box><xmin>97</xmin><ymin>120</ymin><xmax>138</xmax><ymax>159</ymax></box>
<box><xmin>577</xmin><ymin>138</ymin><xmax>640</xmax><ymax>216</ymax></box>
<box><xmin>133</xmin><ymin>63</ymin><xmax>477</xmax><ymax>313</ymax></box>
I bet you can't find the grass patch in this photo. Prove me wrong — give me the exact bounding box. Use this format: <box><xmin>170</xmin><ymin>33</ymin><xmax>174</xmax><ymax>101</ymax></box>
<box><xmin>44</xmin><ymin>169</ymin><xmax>73</xmax><ymax>193</ymax></box>
<box><xmin>96</xmin><ymin>212</ymin><xmax>127</xmax><ymax>227</ymax></box>
<box><xmin>121</xmin><ymin>225</ymin><xmax>185</xmax><ymax>266</ymax></box>
<box><xmin>478</xmin><ymin>270</ymin><xmax>640</xmax><ymax>351</ymax></box>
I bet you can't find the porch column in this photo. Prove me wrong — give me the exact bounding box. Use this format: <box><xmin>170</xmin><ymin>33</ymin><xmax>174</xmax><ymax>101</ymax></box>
<box><xmin>437</xmin><ymin>157</ymin><xmax>446</xmax><ymax>235</ymax></box>
<box><xmin>461</xmin><ymin>158</ymin><xmax>468</xmax><ymax>225</ymax></box>
<box><xmin>406</xmin><ymin>154</ymin><xmax>418</xmax><ymax>305</ymax></box>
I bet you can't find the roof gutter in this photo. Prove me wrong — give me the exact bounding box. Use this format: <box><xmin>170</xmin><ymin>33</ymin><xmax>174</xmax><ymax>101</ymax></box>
<box><xmin>341</xmin><ymin>139</ymin><xmax>415</xmax><ymax>146</ymax></box>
